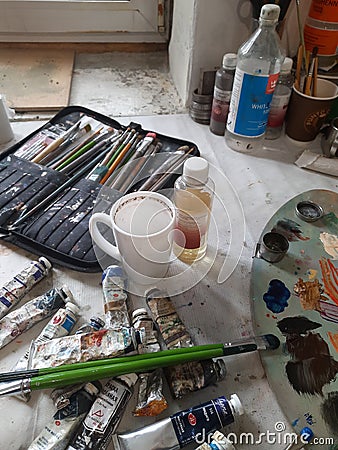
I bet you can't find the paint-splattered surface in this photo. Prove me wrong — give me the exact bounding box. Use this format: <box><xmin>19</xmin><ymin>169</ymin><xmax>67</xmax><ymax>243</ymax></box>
<box><xmin>252</xmin><ymin>189</ymin><xmax>338</xmax><ymax>449</ymax></box>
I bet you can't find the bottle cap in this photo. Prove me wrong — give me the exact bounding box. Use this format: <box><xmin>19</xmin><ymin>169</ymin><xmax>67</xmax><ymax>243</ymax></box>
<box><xmin>214</xmin><ymin>359</ymin><xmax>227</xmax><ymax>381</ymax></box>
<box><xmin>132</xmin><ymin>308</ymin><xmax>149</xmax><ymax>323</ymax></box>
<box><xmin>38</xmin><ymin>256</ymin><xmax>52</xmax><ymax>271</ymax></box>
<box><xmin>60</xmin><ymin>285</ymin><xmax>74</xmax><ymax>302</ymax></box>
<box><xmin>222</xmin><ymin>53</ymin><xmax>237</xmax><ymax>69</ymax></box>
<box><xmin>117</xmin><ymin>373</ymin><xmax>138</xmax><ymax>388</ymax></box>
<box><xmin>84</xmin><ymin>381</ymin><xmax>101</xmax><ymax>397</ymax></box>
<box><xmin>229</xmin><ymin>394</ymin><xmax>244</xmax><ymax>416</ymax></box>
<box><xmin>65</xmin><ymin>302</ymin><xmax>80</xmax><ymax>316</ymax></box>
<box><xmin>211</xmin><ymin>431</ymin><xmax>236</xmax><ymax>450</ymax></box>
<box><xmin>281</xmin><ymin>57</ymin><xmax>293</xmax><ymax>73</ymax></box>
<box><xmin>260</xmin><ymin>4</ymin><xmax>280</xmax><ymax>22</ymax></box>
<box><xmin>90</xmin><ymin>316</ymin><xmax>105</xmax><ymax>330</ymax></box>
<box><xmin>183</xmin><ymin>157</ymin><xmax>209</xmax><ymax>183</ymax></box>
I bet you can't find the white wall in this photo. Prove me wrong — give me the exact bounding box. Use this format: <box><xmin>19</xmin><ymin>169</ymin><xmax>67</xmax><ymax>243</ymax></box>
<box><xmin>169</xmin><ymin>0</ymin><xmax>310</xmax><ymax>106</ymax></box>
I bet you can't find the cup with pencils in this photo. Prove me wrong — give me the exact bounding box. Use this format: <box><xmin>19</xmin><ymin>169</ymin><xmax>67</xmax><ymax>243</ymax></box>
<box><xmin>285</xmin><ymin>45</ymin><xmax>338</xmax><ymax>143</ymax></box>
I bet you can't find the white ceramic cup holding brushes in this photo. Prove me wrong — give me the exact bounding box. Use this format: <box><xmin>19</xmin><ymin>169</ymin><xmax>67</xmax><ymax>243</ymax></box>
<box><xmin>89</xmin><ymin>191</ymin><xmax>176</xmax><ymax>285</ymax></box>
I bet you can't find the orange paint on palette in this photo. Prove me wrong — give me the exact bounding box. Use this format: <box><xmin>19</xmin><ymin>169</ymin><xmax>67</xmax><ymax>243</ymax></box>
<box><xmin>319</xmin><ymin>258</ymin><xmax>338</xmax><ymax>305</ymax></box>
<box><xmin>328</xmin><ymin>332</ymin><xmax>338</xmax><ymax>353</ymax></box>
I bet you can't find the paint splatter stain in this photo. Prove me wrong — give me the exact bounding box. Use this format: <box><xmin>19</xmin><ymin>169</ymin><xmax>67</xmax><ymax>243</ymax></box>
<box><xmin>307</xmin><ymin>269</ymin><xmax>318</xmax><ymax>280</ymax></box>
<box><xmin>320</xmin><ymin>232</ymin><xmax>338</xmax><ymax>260</ymax></box>
<box><xmin>294</xmin><ymin>278</ymin><xmax>327</xmax><ymax>311</ymax></box>
<box><xmin>277</xmin><ymin>316</ymin><xmax>321</xmax><ymax>335</ymax></box>
<box><xmin>263</xmin><ymin>279</ymin><xmax>291</xmax><ymax>313</ymax></box>
<box><xmin>321</xmin><ymin>392</ymin><xmax>338</xmax><ymax>435</ymax></box>
<box><xmin>271</xmin><ymin>219</ymin><xmax>310</xmax><ymax>242</ymax></box>
<box><xmin>277</xmin><ymin>316</ymin><xmax>338</xmax><ymax>395</ymax></box>
<box><xmin>319</xmin><ymin>257</ymin><xmax>338</xmax><ymax>305</ymax></box>
<box><xmin>328</xmin><ymin>332</ymin><xmax>338</xmax><ymax>353</ymax></box>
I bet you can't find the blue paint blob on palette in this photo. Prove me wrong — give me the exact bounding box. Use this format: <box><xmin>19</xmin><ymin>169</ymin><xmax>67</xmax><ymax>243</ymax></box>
<box><xmin>251</xmin><ymin>189</ymin><xmax>338</xmax><ymax>449</ymax></box>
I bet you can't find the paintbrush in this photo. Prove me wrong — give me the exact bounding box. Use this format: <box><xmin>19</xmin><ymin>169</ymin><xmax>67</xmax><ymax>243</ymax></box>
<box><xmin>294</xmin><ymin>44</ymin><xmax>303</xmax><ymax>91</ymax></box>
<box><xmin>8</xmin><ymin>149</ymin><xmax>112</xmax><ymax>230</ymax></box>
<box><xmin>0</xmin><ymin>334</ymin><xmax>279</xmax><ymax>395</ymax></box>
<box><xmin>31</xmin><ymin>119</ymin><xmax>83</xmax><ymax>164</ymax></box>
<box><xmin>295</xmin><ymin>0</ymin><xmax>308</xmax><ymax>74</ymax></box>
<box><xmin>304</xmin><ymin>47</ymin><xmax>318</xmax><ymax>96</ymax></box>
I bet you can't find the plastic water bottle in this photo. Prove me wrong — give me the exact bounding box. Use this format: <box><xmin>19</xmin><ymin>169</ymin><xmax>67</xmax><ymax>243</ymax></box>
<box><xmin>265</xmin><ymin>57</ymin><xmax>294</xmax><ymax>140</ymax></box>
<box><xmin>225</xmin><ymin>4</ymin><xmax>284</xmax><ymax>152</ymax></box>
<box><xmin>209</xmin><ymin>53</ymin><xmax>237</xmax><ymax>136</ymax></box>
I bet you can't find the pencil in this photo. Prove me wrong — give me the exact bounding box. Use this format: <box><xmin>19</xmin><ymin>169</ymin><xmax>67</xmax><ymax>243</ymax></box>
<box><xmin>0</xmin><ymin>334</ymin><xmax>279</xmax><ymax>393</ymax></box>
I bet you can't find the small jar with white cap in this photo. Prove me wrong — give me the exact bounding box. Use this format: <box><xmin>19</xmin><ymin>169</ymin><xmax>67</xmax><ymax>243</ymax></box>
<box><xmin>173</xmin><ymin>156</ymin><xmax>214</xmax><ymax>263</ymax></box>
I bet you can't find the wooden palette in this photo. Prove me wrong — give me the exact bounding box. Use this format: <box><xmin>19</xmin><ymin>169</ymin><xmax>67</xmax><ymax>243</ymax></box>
<box><xmin>0</xmin><ymin>48</ymin><xmax>74</xmax><ymax>111</ymax></box>
<box><xmin>251</xmin><ymin>189</ymin><xmax>338</xmax><ymax>448</ymax></box>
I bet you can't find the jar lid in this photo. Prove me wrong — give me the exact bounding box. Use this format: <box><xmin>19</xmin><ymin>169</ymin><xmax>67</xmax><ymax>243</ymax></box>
<box><xmin>281</xmin><ymin>57</ymin><xmax>293</xmax><ymax>73</ymax></box>
<box><xmin>222</xmin><ymin>53</ymin><xmax>237</xmax><ymax>69</ymax></box>
<box><xmin>183</xmin><ymin>157</ymin><xmax>209</xmax><ymax>183</ymax></box>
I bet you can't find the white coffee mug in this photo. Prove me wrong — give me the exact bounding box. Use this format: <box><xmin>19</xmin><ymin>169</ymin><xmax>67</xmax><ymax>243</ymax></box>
<box><xmin>89</xmin><ymin>191</ymin><xmax>176</xmax><ymax>284</ymax></box>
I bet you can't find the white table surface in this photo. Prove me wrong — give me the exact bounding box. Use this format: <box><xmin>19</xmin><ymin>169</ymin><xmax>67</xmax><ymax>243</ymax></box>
<box><xmin>0</xmin><ymin>114</ymin><xmax>336</xmax><ymax>450</ymax></box>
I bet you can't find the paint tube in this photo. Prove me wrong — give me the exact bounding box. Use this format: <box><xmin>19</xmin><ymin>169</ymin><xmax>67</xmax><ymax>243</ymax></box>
<box><xmin>166</xmin><ymin>359</ymin><xmax>227</xmax><ymax>399</ymax></box>
<box><xmin>10</xmin><ymin>301</ymin><xmax>79</xmax><ymax>402</ymax></box>
<box><xmin>27</xmin><ymin>382</ymin><xmax>101</xmax><ymax>450</ymax></box>
<box><xmin>132</xmin><ymin>308</ymin><xmax>168</xmax><ymax>416</ymax></box>
<box><xmin>66</xmin><ymin>373</ymin><xmax>138</xmax><ymax>450</ymax></box>
<box><xmin>113</xmin><ymin>394</ymin><xmax>244</xmax><ymax>450</ymax></box>
<box><xmin>30</xmin><ymin>327</ymin><xmax>144</xmax><ymax>369</ymax></box>
<box><xmin>146</xmin><ymin>288</ymin><xmax>227</xmax><ymax>399</ymax></box>
<box><xmin>0</xmin><ymin>286</ymin><xmax>71</xmax><ymax>350</ymax></box>
<box><xmin>194</xmin><ymin>431</ymin><xmax>236</xmax><ymax>450</ymax></box>
<box><xmin>75</xmin><ymin>316</ymin><xmax>105</xmax><ymax>334</ymax></box>
<box><xmin>102</xmin><ymin>265</ymin><xmax>130</xmax><ymax>329</ymax></box>
<box><xmin>146</xmin><ymin>288</ymin><xmax>193</xmax><ymax>349</ymax></box>
<box><xmin>0</xmin><ymin>256</ymin><xmax>51</xmax><ymax>319</ymax></box>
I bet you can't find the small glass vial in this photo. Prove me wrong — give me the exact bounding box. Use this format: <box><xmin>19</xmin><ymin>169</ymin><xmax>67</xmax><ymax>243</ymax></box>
<box><xmin>173</xmin><ymin>157</ymin><xmax>214</xmax><ymax>263</ymax></box>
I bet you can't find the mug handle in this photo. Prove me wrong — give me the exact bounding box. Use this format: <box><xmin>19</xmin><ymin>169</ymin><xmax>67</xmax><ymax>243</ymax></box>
<box><xmin>89</xmin><ymin>213</ymin><xmax>121</xmax><ymax>261</ymax></box>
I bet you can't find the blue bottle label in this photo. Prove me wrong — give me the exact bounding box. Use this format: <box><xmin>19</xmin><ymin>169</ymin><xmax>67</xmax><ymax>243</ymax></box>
<box><xmin>170</xmin><ymin>396</ymin><xmax>234</xmax><ymax>446</ymax></box>
<box><xmin>227</xmin><ymin>69</ymin><xmax>279</xmax><ymax>137</ymax></box>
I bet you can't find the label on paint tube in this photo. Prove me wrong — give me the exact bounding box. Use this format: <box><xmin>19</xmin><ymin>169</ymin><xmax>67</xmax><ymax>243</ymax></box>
<box><xmin>0</xmin><ymin>286</ymin><xmax>69</xmax><ymax>350</ymax></box>
<box><xmin>102</xmin><ymin>265</ymin><xmax>130</xmax><ymax>330</ymax></box>
<box><xmin>0</xmin><ymin>257</ymin><xmax>51</xmax><ymax>319</ymax></box>
<box><xmin>67</xmin><ymin>375</ymin><xmax>137</xmax><ymax>450</ymax></box>
<box><xmin>30</xmin><ymin>327</ymin><xmax>143</xmax><ymax>369</ymax></box>
<box><xmin>27</xmin><ymin>383</ymin><xmax>100</xmax><ymax>450</ymax></box>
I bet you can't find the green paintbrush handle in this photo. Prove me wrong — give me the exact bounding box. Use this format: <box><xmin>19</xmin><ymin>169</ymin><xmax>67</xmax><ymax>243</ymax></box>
<box><xmin>31</xmin><ymin>347</ymin><xmax>225</xmax><ymax>391</ymax></box>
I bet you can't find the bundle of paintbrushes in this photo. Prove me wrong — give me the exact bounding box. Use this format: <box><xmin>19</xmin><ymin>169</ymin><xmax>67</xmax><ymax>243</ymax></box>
<box><xmin>0</xmin><ymin>106</ymin><xmax>199</xmax><ymax>272</ymax></box>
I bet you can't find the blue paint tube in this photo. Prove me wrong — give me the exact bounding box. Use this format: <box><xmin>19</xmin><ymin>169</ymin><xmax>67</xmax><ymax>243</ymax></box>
<box><xmin>0</xmin><ymin>256</ymin><xmax>52</xmax><ymax>319</ymax></box>
<box><xmin>67</xmin><ymin>373</ymin><xmax>138</xmax><ymax>450</ymax></box>
<box><xmin>27</xmin><ymin>382</ymin><xmax>101</xmax><ymax>450</ymax></box>
<box><xmin>0</xmin><ymin>286</ymin><xmax>71</xmax><ymax>350</ymax></box>
<box><xmin>102</xmin><ymin>265</ymin><xmax>130</xmax><ymax>329</ymax></box>
<box><xmin>112</xmin><ymin>394</ymin><xmax>244</xmax><ymax>450</ymax></box>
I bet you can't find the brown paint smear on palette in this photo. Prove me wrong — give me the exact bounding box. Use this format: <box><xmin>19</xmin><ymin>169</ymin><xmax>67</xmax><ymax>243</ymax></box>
<box><xmin>277</xmin><ymin>316</ymin><xmax>338</xmax><ymax>395</ymax></box>
<box><xmin>321</xmin><ymin>391</ymin><xmax>338</xmax><ymax>436</ymax></box>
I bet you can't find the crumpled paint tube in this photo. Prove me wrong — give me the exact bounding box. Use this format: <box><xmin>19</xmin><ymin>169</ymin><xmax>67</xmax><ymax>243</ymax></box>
<box><xmin>0</xmin><ymin>256</ymin><xmax>52</xmax><ymax>319</ymax></box>
<box><xmin>30</xmin><ymin>327</ymin><xmax>144</xmax><ymax>369</ymax></box>
<box><xmin>102</xmin><ymin>265</ymin><xmax>130</xmax><ymax>329</ymax></box>
<box><xmin>66</xmin><ymin>374</ymin><xmax>138</xmax><ymax>450</ymax></box>
<box><xmin>0</xmin><ymin>286</ymin><xmax>71</xmax><ymax>350</ymax></box>
<box><xmin>132</xmin><ymin>308</ymin><xmax>168</xmax><ymax>416</ymax></box>
<box><xmin>27</xmin><ymin>382</ymin><xmax>101</xmax><ymax>450</ymax></box>
<box><xmin>12</xmin><ymin>301</ymin><xmax>79</xmax><ymax>402</ymax></box>
<box><xmin>146</xmin><ymin>288</ymin><xmax>226</xmax><ymax>399</ymax></box>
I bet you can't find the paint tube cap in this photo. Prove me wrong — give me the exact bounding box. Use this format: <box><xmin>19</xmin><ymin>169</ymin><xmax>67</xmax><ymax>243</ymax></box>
<box><xmin>102</xmin><ymin>265</ymin><xmax>126</xmax><ymax>284</ymax></box>
<box><xmin>214</xmin><ymin>359</ymin><xmax>227</xmax><ymax>381</ymax></box>
<box><xmin>84</xmin><ymin>381</ymin><xmax>101</xmax><ymax>397</ymax></box>
<box><xmin>132</xmin><ymin>308</ymin><xmax>149</xmax><ymax>324</ymax></box>
<box><xmin>117</xmin><ymin>373</ymin><xmax>138</xmax><ymax>388</ymax></box>
<box><xmin>38</xmin><ymin>256</ymin><xmax>52</xmax><ymax>271</ymax></box>
<box><xmin>211</xmin><ymin>431</ymin><xmax>236</xmax><ymax>450</ymax></box>
<box><xmin>60</xmin><ymin>285</ymin><xmax>74</xmax><ymax>302</ymax></box>
<box><xmin>229</xmin><ymin>394</ymin><xmax>244</xmax><ymax>417</ymax></box>
<box><xmin>65</xmin><ymin>302</ymin><xmax>80</xmax><ymax>316</ymax></box>
<box><xmin>90</xmin><ymin>316</ymin><xmax>106</xmax><ymax>330</ymax></box>
<box><xmin>183</xmin><ymin>156</ymin><xmax>209</xmax><ymax>184</ymax></box>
